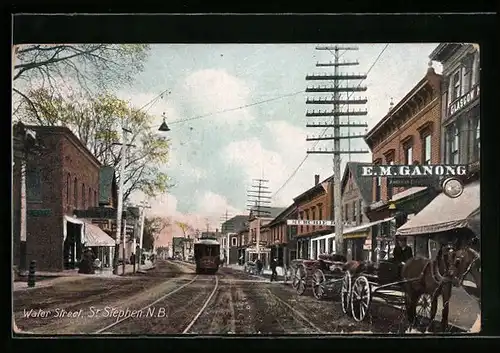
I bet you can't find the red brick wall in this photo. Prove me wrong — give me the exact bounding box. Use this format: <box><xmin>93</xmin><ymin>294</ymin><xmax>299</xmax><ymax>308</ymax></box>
<box><xmin>370</xmin><ymin>80</ymin><xmax>442</xmax><ymax>203</ymax></box>
<box><xmin>296</xmin><ymin>189</ymin><xmax>332</xmax><ymax>237</ymax></box>
<box><xmin>270</xmin><ymin>221</ymin><xmax>288</xmax><ymax>244</ymax></box>
<box><xmin>26</xmin><ymin>131</ymin><xmax>100</xmax><ymax>271</ymax></box>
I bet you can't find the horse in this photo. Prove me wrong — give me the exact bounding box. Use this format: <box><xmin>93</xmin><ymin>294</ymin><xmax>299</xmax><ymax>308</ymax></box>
<box><xmin>454</xmin><ymin>246</ymin><xmax>481</xmax><ymax>306</ymax></box>
<box><xmin>401</xmin><ymin>243</ymin><xmax>479</xmax><ymax>332</ymax></box>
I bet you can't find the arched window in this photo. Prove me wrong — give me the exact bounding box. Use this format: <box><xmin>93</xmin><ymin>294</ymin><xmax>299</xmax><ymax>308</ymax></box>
<box><xmin>66</xmin><ymin>173</ymin><xmax>71</xmax><ymax>205</ymax></box>
<box><xmin>94</xmin><ymin>190</ymin><xmax>97</xmax><ymax>206</ymax></box>
<box><xmin>88</xmin><ymin>187</ymin><xmax>92</xmax><ymax>208</ymax></box>
<box><xmin>73</xmin><ymin>178</ymin><xmax>78</xmax><ymax>207</ymax></box>
<box><xmin>82</xmin><ymin>183</ymin><xmax>86</xmax><ymax>209</ymax></box>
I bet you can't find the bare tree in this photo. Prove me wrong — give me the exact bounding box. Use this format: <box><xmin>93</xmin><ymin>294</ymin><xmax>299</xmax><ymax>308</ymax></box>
<box><xmin>13</xmin><ymin>44</ymin><xmax>150</xmax><ymax>119</ymax></box>
<box><xmin>17</xmin><ymin>89</ymin><xmax>173</xmax><ymax>200</ymax></box>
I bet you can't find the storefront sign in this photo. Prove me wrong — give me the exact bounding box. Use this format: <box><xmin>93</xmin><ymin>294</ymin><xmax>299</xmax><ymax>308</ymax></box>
<box><xmin>27</xmin><ymin>209</ymin><xmax>52</xmax><ymax>217</ymax></box>
<box><xmin>449</xmin><ymin>85</ymin><xmax>480</xmax><ymax>117</ymax></box>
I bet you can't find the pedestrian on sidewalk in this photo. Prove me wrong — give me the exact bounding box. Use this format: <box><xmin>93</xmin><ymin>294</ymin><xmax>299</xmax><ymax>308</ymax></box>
<box><xmin>255</xmin><ymin>258</ymin><xmax>263</xmax><ymax>275</ymax></box>
<box><xmin>270</xmin><ymin>258</ymin><xmax>278</xmax><ymax>282</ymax></box>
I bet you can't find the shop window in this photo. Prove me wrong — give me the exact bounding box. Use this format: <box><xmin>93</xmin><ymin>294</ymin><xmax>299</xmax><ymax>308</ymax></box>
<box><xmin>73</xmin><ymin>178</ymin><xmax>78</xmax><ymax>208</ymax></box>
<box><xmin>375</xmin><ymin>175</ymin><xmax>381</xmax><ymax>202</ymax></box>
<box><xmin>66</xmin><ymin>173</ymin><xmax>71</xmax><ymax>205</ymax></box>
<box><xmin>422</xmin><ymin>133</ymin><xmax>432</xmax><ymax>165</ymax></box>
<box><xmin>451</xmin><ymin>69</ymin><xmax>461</xmax><ymax>100</ymax></box>
<box><xmin>26</xmin><ymin>166</ymin><xmax>42</xmax><ymax>202</ymax></box>
<box><xmin>82</xmin><ymin>183</ymin><xmax>86</xmax><ymax>209</ymax></box>
<box><xmin>404</xmin><ymin>143</ymin><xmax>413</xmax><ymax>165</ymax></box>
<box><xmin>358</xmin><ymin>199</ymin><xmax>363</xmax><ymax>224</ymax></box>
<box><xmin>468</xmin><ymin>116</ymin><xmax>480</xmax><ymax>163</ymax></box>
<box><xmin>446</xmin><ymin>124</ymin><xmax>460</xmax><ymax>164</ymax></box>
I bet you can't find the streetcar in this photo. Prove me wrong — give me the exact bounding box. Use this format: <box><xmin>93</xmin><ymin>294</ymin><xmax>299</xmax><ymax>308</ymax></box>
<box><xmin>194</xmin><ymin>238</ymin><xmax>221</xmax><ymax>274</ymax></box>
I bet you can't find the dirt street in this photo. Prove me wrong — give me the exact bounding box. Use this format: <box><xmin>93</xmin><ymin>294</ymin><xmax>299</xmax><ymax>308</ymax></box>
<box><xmin>12</xmin><ymin>260</ymin><xmax>465</xmax><ymax>335</ymax></box>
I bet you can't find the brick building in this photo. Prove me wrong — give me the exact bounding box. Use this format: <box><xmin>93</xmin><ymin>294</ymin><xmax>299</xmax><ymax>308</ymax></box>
<box><xmin>340</xmin><ymin>162</ymin><xmax>373</xmax><ymax>261</ymax></box>
<box><xmin>397</xmin><ymin>44</ymin><xmax>480</xmax><ymax>269</ymax></box>
<box><xmin>20</xmin><ymin>126</ymin><xmax>109</xmax><ymax>271</ymax></box>
<box><xmin>294</xmin><ymin>174</ymin><xmax>334</xmax><ymax>259</ymax></box>
<box><xmin>364</xmin><ymin>64</ymin><xmax>442</xmax><ymax>220</ymax></box>
<box><xmin>429</xmin><ymin>43</ymin><xmax>480</xmax><ymax>175</ymax></box>
<box><xmin>236</xmin><ymin>227</ymin><xmax>249</xmax><ymax>265</ymax></box>
<box><xmin>363</xmin><ymin>65</ymin><xmax>443</xmax><ymax>259</ymax></box>
<box><xmin>245</xmin><ymin>207</ymin><xmax>285</xmax><ymax>268</ymax></box>
<box><xmin>267</xmin><ymin>204</ymin><xmax>298</xmax><ymax>267</ymax></box>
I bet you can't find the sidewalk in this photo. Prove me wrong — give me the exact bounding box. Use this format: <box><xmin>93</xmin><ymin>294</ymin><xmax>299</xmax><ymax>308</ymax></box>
<box><xmin>13</xmin><ymin>262</ymin><xmax>156</xmax><ymax>292</ymax></box>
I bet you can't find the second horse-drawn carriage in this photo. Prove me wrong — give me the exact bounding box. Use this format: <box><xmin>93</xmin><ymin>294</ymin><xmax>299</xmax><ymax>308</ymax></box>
<box><xmin>288</xmin><ymin>221</ymin><xmax>480</xmax><ymax>332</ymax></box>
<box><xmin>290</xmin><ymin>253</ymin><xmax>347</xmax><ymax>299</ymax></box>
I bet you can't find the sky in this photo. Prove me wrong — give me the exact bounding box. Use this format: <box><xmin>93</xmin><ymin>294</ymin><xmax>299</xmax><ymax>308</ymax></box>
<box><xmin>119</xmin><ymin>43</ymin><xmax>442</xmax><ymax>246</ymax></box>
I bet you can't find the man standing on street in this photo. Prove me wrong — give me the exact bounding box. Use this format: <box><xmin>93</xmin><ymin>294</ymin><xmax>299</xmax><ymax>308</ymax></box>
<box><xmin>270</xmin><ymin>257</ymin><xmax>278</xmax><ymax>282</ymax></box>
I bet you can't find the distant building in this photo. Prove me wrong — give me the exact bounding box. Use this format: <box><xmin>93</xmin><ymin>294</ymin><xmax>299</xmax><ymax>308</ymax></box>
<box><xmin>246</xmin><ymin>207</ymin><xmax>286</xmax><ymax>268</ymax></box>
<box><xmin>294</xmin><ymin>174</ymin><xmax>334</xmax><ymax>259</ymax></box>
<box><xmin>267</xmin><ymin>204</ymin><xmax>298</xmax><ymax>267</ymax></box>
<box><xmin>340</xmin><ymin>162</ymin><xmax>373</xmax><ymax>261</ymax></box>
<box><xmin>221</xmin><ymin>215</ymin><xmax>249</xmax><ymax>264</ymax></box>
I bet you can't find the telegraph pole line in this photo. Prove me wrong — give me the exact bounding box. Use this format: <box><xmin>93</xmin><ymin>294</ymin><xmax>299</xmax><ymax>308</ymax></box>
<box><xmin>305</xmin><ymin>45</ymin><xmax>369</xmax><ymax>256</ymax></box>
<box><xmin>137</xmin><ymin>200</ymin><xmax>151</xmax><ymax>271</ymax></box>
<box><xmin>246</xmin><ymin>179</ymin><xmax>272</xmax><ymax>260</ymax></box>
<box><xmin>219</xmin><ymin>210</ymin><xmax>231</xmax><ymax>266</ymax></box>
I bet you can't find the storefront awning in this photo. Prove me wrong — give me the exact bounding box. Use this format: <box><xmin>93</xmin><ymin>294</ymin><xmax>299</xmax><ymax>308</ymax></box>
<box><xmin>82</xmin><ymin>222</ymin><xmax>115</xmax><ymax>247</ymax></box>
<box><xmin>396</xmin><ymin>181</ymin><xmax>480</xmax><ymax>236</ymax></box>
<box><xmin>63</xmin><ymin>215</ymin><xmax>84</xmax><ymax>242</ymax></box>
<box><xmin>344</xmin><ymin>217</ymin><xmax>395</xmax><ymax>238</ymax></box>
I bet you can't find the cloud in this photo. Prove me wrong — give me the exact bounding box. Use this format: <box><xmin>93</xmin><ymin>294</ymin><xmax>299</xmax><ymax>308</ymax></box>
<box><xmin>129</xmin><ymin>189</ymin><xmax>243</xmax><ymax>247</ymax></box>
<box><xmin>179</xmin><ymin>69</ymin><xmax>254</xmax><ymax>125</ymax></box>
<box><xmin>196</xmin><ymin>191</ymin><xmax>243</xmax><ymax>218</ymax></box>
<box><xmin>223</xmin><ymin>119</ymin><xmax>372</xmax><ymax>208</ymax></box>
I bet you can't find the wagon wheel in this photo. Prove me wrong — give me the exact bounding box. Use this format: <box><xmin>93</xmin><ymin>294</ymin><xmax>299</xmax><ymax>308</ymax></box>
<box><xmin>351</xmin><ymin>276</ymin><xmax>372</xmax><ymax>322</ymax></box>
<box><xmin>291</xmin><ymin>266</ymin><xmax>299</xmax><ymax>289</ymax></box>
<box><xmin>312</xmin><ymin>269</ymin><xmax>326</xmax><ymax>300</ymax></box>
<box><xmin>341</xmin><ymin>271</ymin><xmax>352</xmax><ymax>315</ymax></box>
<box><xmin>295</xmin><ymin>265</ymin><xmax>307</xmax><ymax>295</ymax></box>
<box><xmin>415</xmin><ymin>293</ymin><xmax>434</xmax><ymax>327</ymax></box>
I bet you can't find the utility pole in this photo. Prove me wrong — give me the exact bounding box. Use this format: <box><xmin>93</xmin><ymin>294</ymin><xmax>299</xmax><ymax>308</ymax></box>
<box><xmin>305</xmin><ymin>45</ymin><xmax>369</xmax><ymax>256</ymax></box>
<box><xmin>246</xmin><ymin>179</ymin><xmax>272</xmax><ymax>260</ymax></box>
<box><xmin>137</xmin><ymin>200</ymin><xmax>151</xmax><ymax>271</ymax></box>
<box><xmin>220</xmin><ymin>210</ymin><xmax>231</xmax><ymax>265</ymax></box>
<box><xmin>114</xmin><ymin>120</ymin><xmax>133</xmax><ymax>275</ymax></box>
<box><xmin>13</xmin><ymin>123</ymin><xmax>40</xmax><ymax>270</ymax></box>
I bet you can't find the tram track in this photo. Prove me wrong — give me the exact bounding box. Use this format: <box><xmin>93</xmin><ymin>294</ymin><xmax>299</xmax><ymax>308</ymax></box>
<box><xmin>94</xmin><ymin>274</ymin><xmax>219</xmax><ymax>334</ymax></box>
<box><xmin>265</xmin><ymin>289</ymin><xmax>326</xmax><ymax>334</ymax></box>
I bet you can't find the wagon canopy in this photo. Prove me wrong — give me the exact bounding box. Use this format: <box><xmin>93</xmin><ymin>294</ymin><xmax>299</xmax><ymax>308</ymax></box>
<box><xmin>396</xmin><ymin>181</ymin><xmax>480</xmax><ymax>237</ymax></box>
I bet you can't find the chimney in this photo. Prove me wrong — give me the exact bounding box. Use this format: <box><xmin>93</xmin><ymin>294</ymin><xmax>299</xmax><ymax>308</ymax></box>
<box><xmin>427</xmin><ymin>60</ymin><xmax>435</xmax><ymax>75</ymax></box>
<box><xmin>314</xmin><ymin>174</ymin><xmax>320</xmax><ymax>185</ymax></box>
<box><xmin>388</xmin><ymin>97</ymin><xmax>394</xmax><ymax>112</ymax></box>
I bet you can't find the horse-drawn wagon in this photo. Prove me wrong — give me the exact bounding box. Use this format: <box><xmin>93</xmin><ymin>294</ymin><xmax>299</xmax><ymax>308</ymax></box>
<box><xmin>340</xmin><ymin>241</ymin><xmax>480</xmax><ymax>331</ymax></box>
<box><xmin>290</xmin><ymin>254</ymin><xmax>347</xmax><ymax>299</ymax></box>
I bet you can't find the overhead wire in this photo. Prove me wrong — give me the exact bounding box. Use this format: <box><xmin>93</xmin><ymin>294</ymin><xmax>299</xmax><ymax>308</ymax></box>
<box><xmin>272</xmin><ymin>44</ymin><xmax>390</xmax><ymax>198</ymax></box>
